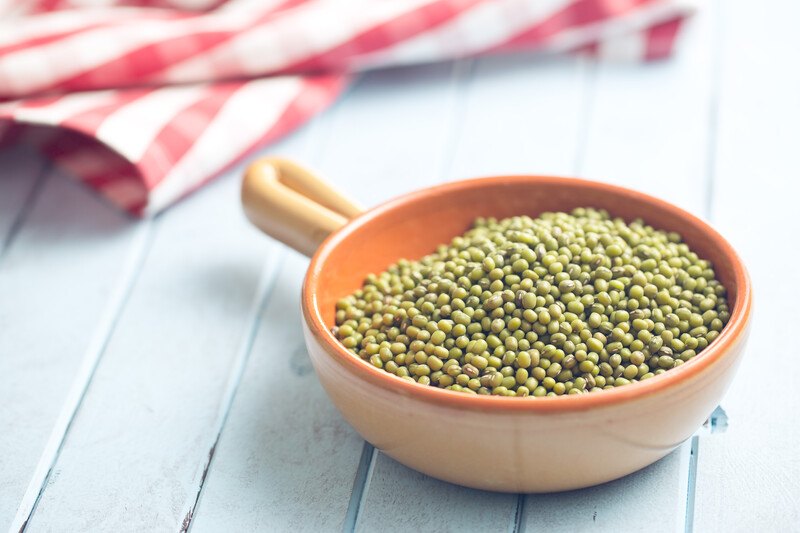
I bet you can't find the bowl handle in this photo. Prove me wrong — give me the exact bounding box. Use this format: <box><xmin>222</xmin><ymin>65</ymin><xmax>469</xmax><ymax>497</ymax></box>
<box><xmin>242</xmin><ymin>157</ymin><xmax>364</xmax><ymax>257</ymax></box>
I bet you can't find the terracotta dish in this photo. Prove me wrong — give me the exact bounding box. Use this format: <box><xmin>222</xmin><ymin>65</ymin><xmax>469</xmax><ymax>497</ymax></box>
<box><xmin>242</xmin><ymin>158</ymin><xmax>752</xmax><ymax>493</ymax></box>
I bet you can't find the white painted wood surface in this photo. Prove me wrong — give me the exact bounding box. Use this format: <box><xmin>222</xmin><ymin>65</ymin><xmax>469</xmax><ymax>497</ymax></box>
<box><xmin>0</xmin><ymin>165</ymin><xmax>142</xmax><ymax>529</ymax></box>
<box><xmin>0</xmin><ymin>0</ymin><xmax>795</xmax><ymax>530</ymax></box>
<box><xmin>693</xmin><ymin>0</ymin><xmax>800</xmax><ymax>530</ymax></box>
<box><xmin>21</xmin><ymin>172</ymin><xmax>278</xmax><ymax>531</ymax></box>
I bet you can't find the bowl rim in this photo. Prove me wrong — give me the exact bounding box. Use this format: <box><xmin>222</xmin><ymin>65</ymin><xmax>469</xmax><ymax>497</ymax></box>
<box><xmin>302</xmin><ymin>175</ymin><xmax>752</xmax><ymax>413</ymax></box>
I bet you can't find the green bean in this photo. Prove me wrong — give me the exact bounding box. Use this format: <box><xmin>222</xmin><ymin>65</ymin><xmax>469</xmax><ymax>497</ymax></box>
<box><xmin>334</xmin><ymin>209</ymin><xmax>730</xmax><ymax>397</ymax></box>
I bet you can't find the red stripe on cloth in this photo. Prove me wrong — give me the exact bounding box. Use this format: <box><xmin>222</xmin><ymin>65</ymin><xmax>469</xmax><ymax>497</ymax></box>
<box><xmin>125</xmin><ymin>0</ymin><xmax>227</xmax><ymax>11</ymax></box>
<box><xmin>55</xmin><ymin>0</ymin><xmax>308</xmax><ymax>92</ymax></box>
<box><xmin>0</xmin><ymin>94</ymin><xmax>63</xmax><ymax>109</ymax></box>
<box><xmin>7</xmin><ymin>76</ymin><xmax>345</xmax><ymax>216</ymax></box>
<box><xmin>85</xmin><ymin>168</ymin><xmax>150</xmax><ymax>214</ymax></box>
<box><xmin>265</xmin><ymin>0</ymin><xmax>310</xmax><ymax>14</ymax></box>
<box><xmin>1</xmin><ymin>0</ymin><xmax>692</xmax><ymax>216</ymax></box>
<box><xmin>29</xmin><ymin>0</ymin><xmax>64</xmax><ymax>13</ymax></box>
<box><xmin>146</xmin><ymin>75</ymin><xmax>346</xmax><ymax>216</ymax></box>
<box><xmin>644</xmin><ymin>16</ymin><xmax>683</xmax><ymax>60</ymax></box>
<box><xmin>490</xmin><ymin>0</ymin><xmax>654</xmax><ymax>53</ymax></box>
<box><xmin>57</xmin><ymin>31</ymin><xmax>233</xmax><ymax>93</ymax></box>
<box><xmin>578</xmin><ymin>41</ymin><xmax>600</xmax><ymax>56</ymax></box>
<box><xmin>135</xmin><ymin>82</ymin><xmax>242</xmax><ymax>189</ymax></box>
<box><xmin>282</xmin><ymin>0</ymin><xmax>486</xmax><ymax>72</ymax></box>
<box><xmin>31</xmin><ymin>124</ymin><xmax>150</xmax><ymax>212</ymax></box>
<box><xmin>25</xmin><ymin>0</ymin><xmax>216</xmax><ymax>13</ymax></box>
<box><xmin>58</xmin><ymin>89</ymin><xmax>154</xmax><ymax>133</ymax></box>
<box><xmin>0</xmin><ymin>22</ymin><xmax>113</xmax><ymax>56</ymax></box>
<box><xmin>0</xmin><ymin>8</ymin><xmax>192</xmax><ymax>57</ymax></box>
<box><xmin>4</xmin><ymin>94</ymin><xmax>62</xmax><ymax>108</ymax></box>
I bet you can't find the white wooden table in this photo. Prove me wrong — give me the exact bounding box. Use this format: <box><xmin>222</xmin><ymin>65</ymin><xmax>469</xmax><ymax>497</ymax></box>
<box><xmin>1</xmin><ymin>1</ymin><xmax>797</xmax><ymax>531</ymax></box>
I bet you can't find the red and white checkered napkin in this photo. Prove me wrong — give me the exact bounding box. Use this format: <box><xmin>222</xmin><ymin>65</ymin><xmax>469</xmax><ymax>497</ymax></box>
<box><xmin>0</xmin><ymin>0</ymin><xmax>694</xmax><ymax>216</ymax></box>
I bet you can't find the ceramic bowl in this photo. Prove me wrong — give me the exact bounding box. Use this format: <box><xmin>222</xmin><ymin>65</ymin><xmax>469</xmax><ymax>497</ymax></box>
<box><xmin>242</xmin><ymin>158</ymin><xmax>752</xmax><ymax>492</ymax></box>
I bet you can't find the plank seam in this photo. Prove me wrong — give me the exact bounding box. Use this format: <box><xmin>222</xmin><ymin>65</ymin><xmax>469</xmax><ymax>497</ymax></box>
<box><xmin>10</xmin><ymin>219</ymin><xmax>156</xmax><ymax>533</ymax></box>
<box><xmin>510</xmin><ymin>494</ymin><xmax>526</xmax><ymax>533</ymax></box>
<box><xmin>684</xmin><ymin>436</ymin><xmax>699</xmax><ymax>533</ymax></box>
<box><xmin>180</xmin><ymin>247</ymin><xmax>287</xmax><ymax>533</ymax></box>
<box><xmin>304</xmin><ymin>73</ymin><xmax>363</xmax><ymax>164</ymax></box>
<box><xmin>673</xmin><ymin>440</ymin><xmax>692</xmax><ymax>533</ymax></box>
<box><xmin>704</xmin><ymin>0</ymin><xmax>724</xmax><ymax>220</ymax></box>
<box><xmin>176</xmin><ymin>96</ymin><xmax>333</xmax><ymax>531</ymax></box>
<box><xmin>438</xmin><ymin>58</ymin><xmax>475</xmax><ymax>182</ymax></box>
<box><xmin>573</xmin><ymin>58</ymin><xmax>597</xmax><ymax>177</ymax></box>
<box><xmin>346</xmin><ymin>60</ymin><xmax>475</xmax><ymax>531</ymax></box>
<box><xmin>687</xmin><ymin>1</ymin><xmax>722</xmax><ymax>528</ymax></box>
<box><xmin>341</xmin><ymin>442</ymin><xmax>377</xmax><ymax>533</ymax></box>
<box><xmin>0</xmin><ymin>161</ymin><xmax>51</xmax><ymax>264</ymax></box>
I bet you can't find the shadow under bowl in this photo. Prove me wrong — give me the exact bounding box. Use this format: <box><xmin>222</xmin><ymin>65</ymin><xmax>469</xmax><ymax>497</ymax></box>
<box><xmin>302</xmin><ymin>175</ymin><xmax>752</xmax><ymax>493</ymax></box>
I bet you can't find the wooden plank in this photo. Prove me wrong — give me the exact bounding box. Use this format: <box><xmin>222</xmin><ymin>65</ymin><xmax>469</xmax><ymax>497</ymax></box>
<box><xmin>434</xmin><ymin>25</ymin><xmax>715</xmax><ymax>528</ymax></box>
<box><xmin>418</xmin><ymin>10</ymin><xmax>711</xmax><ymax>531</ymax></box>
<box><xmin>190</xmin><ymin>63</ymin><xmax>476</xmax><ymax>532</ymax></box>
<box><xmin>523</xmin><ymin>449</ymin><xmax>684</xmax><ymax>533</ymax></box>
<box><xmin>0</xmin><ymin>145</ymin><xmax>47</xmax><ymax>250</ymax></box>
<box><xmin>0</xmin><ymin>167</ymin><xmax>142</xmax><ymax>530</ymax></box>
<box><xmin>2</xmin><ymin>8</ymin><xmax>737</xmax><ymax>529</ymax></box>
<box><xmin>693</xmin><ymin>0</ymin><xmax>800</xmax><ymax>530</ymax></box>
<box><xmin>339</xmin><ymin>26</ymin><xmax>715</xmax><ymax>525</ymax></box>
<box><xmin>448</xmin><ymin>55</ymin><xmax>586</xmax><ymax>178</ymax></box>
<box><xmin>518</xmin><ymin>9</ymin><xmax>717</xmax><ymax>532</ymax></box>
<box><xmin>189</xmin><ymin>254</ymin><xmax>365</xmax><ymax>533</ymax></box>
<box><xmin>353</xmin><ymin>56</ymin><xmax>588</xmax><ymax>531</ymax></box>
<box><xmin>314</xmin><ymin>62</ymin><xmax>471</xmax><ymax>204</ymax></box>
<box><xmin>22</xmin><ymin>154</ymin><xmax>293</xmax><ymax>530</ymax></box>
<box><xmin>579</xmin><ymin>13</ymin><xmax>715</xmax><ymax>215</ymax></box>
<box><xmin>356</xmin><ymin>455</ymin><xmax>518</xmax><ymax>533</ymax></box>
<box><xmin>180</xmin><ymin>122</ymin><xmax>342</xmax><ymax>530</ymax></box>
<box><xmin>329</xmin><ymin>60</ymin><xmax>523</xmax><ymax>529</ymax></box>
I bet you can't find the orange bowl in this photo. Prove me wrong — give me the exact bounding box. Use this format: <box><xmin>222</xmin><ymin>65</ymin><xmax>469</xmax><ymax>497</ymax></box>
<box><xmin>298</xmin><ymin>175</ymin><xmax>752</xmax><ymax>493</ymax></box>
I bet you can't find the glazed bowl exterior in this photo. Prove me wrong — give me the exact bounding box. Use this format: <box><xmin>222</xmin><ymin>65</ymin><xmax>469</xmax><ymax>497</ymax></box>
<box><xmin>301</xmin><ymin>176</ymin><xmax>752</xmax><ymax>492</ymax></box>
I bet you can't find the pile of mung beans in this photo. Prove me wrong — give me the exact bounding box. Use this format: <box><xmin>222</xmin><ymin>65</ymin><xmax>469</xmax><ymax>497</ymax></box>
<box><xmin>333</xmin><ymin>208</ymin><xmax>729</xmax><ymax>397</ymax></box>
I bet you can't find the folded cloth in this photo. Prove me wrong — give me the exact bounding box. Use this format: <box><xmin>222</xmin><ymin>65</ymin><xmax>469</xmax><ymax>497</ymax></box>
<box><xmin>0</xmin><ymin>0</ymin><xmax>694</xmax><ymax>216</ymax></box>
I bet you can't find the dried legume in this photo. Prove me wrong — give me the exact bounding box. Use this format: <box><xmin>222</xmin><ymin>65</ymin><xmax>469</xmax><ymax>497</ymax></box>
<box><xmin>333</xmin><ymin>208</ymin><xmax>730</xmax><ymax>397</ymax></box>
